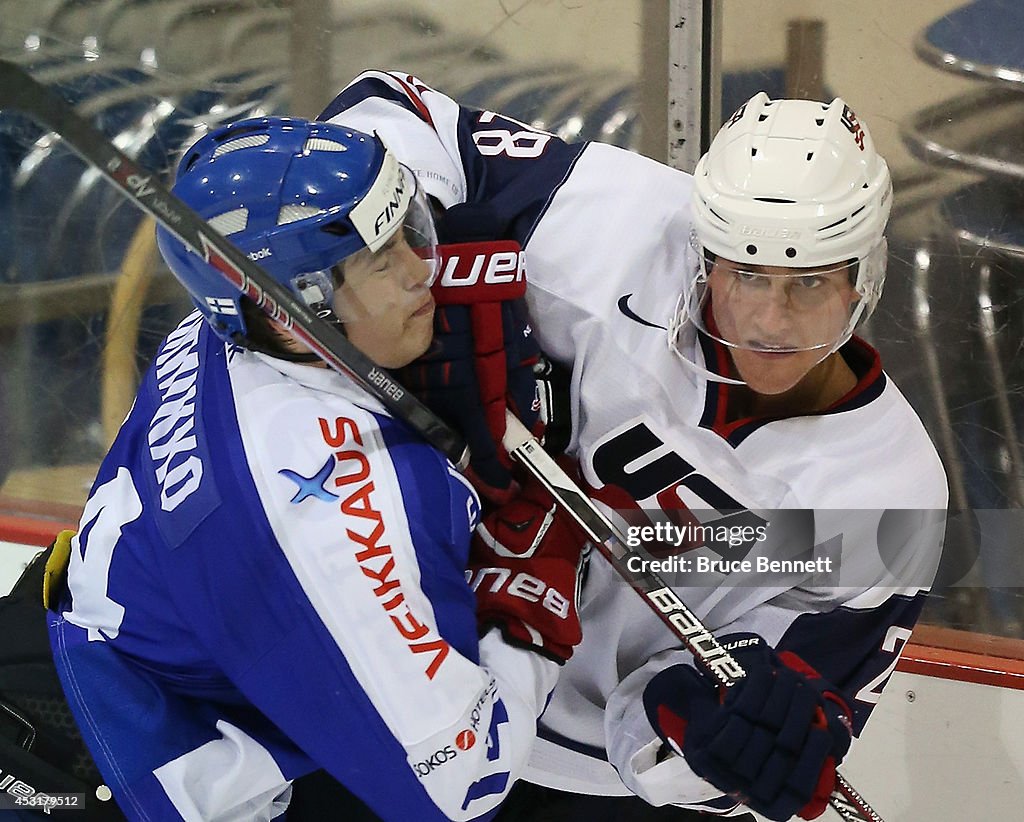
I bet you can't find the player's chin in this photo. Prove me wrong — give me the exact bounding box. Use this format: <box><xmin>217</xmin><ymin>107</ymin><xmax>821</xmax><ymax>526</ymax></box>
<box><xmin>733</xmin><ymin>349</ymin><xmax>813</xmax><ymax>395</ymax></box>
<box><xmin>399</xmin><ymin>317</ymin><xmax>436</xmax><ymax>365</ymax></box>
<box><xmin>364</xmin><ymin>319</ymin><xmax>434</xmax><ymax>369</ymax></box>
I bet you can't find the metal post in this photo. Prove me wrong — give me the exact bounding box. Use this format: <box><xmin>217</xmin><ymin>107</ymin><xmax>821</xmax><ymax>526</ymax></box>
<box><xmin>658</xmin><ymin>0</ymin><xmax>722</xmax><ymax>173</ymax></box>
<box><xmin>639</xmin><ymin>1</ymin><xmax>670</xmax><ymax>163</ymax></box>
<box><xmin>289</xmin><ymin>0</ymin><xmax>333</xmax><ymax>117</ymax></box>
<box><xmin>785</xmin><ymin>18</ymin><xmax>826</xmax><ymax>101</ymax></box>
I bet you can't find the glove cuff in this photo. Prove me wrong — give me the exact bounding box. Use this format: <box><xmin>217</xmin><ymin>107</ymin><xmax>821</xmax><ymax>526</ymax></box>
<box><xmin>478</xmin><ymin>616</ymin><xmax>572</xmax><ymax>665</ymax></box>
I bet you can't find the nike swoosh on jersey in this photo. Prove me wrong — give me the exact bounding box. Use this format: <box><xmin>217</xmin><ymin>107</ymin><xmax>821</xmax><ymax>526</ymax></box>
<box><xmin>617</xmin><ymin>294</ymin><xmax>667</xmax><ymax>330</ymax></box>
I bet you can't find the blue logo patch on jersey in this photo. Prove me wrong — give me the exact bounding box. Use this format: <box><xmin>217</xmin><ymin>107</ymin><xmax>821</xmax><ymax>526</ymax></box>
<box><xmin>483</xmin><ymin>697</ymin><xmax>508</xmax><ymax>762</ymax></box>
<box><xmin>461</xmin><ymin>698</ymin><xmax>510</xmax><ymax>809</ymax></box>
<box><xmin>279</xmin><ymin>456</ymin><xmax>339</xmax><ymax>503</ymax></box>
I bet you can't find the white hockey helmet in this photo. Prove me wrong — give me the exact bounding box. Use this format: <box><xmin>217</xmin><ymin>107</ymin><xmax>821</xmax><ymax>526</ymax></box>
<box><xmin>671</xmin><ymin>93</ymin><xmax>893</xmax><ymax>368</ymax></box>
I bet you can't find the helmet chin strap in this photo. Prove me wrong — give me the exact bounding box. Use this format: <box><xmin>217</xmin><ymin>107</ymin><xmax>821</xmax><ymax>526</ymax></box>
<box><xmin>667</xmin><ymin>289</ymin><xmax>746</xmax><ymax>385</ymax></box>
<box><xmin>674</xmin><ymin>343</ymin><xmax>747</xmax><ymax>386</ymax></box>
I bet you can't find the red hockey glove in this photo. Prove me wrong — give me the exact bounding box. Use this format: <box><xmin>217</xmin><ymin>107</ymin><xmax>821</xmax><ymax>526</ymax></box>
<box><xmin>466</xmin><ymin>471</ymin><xmax>590</xmax><ymax>664</ymax></box>
<box><xmin>397</xmin><ymin>241</ymin><xmax>543</xmax><ymax>506</ymax></box>
<box><xmin>643</xmin><ymin>633</ymin><xmax>853</xmax><ymax>821</ymax></box>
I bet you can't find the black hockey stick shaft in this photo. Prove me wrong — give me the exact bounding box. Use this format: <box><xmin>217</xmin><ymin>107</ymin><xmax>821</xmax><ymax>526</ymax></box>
<box><xmin>0</xmin><ymin>59</ymin><xmax>468</xmax><ymax>469</ymax></box>
<box><xmin>503</xmin><ymin>416</ymin><xmax>882</xmax><ymax>822</ymax></box>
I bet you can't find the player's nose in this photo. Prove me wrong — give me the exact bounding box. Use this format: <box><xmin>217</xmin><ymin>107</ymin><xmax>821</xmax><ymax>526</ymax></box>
<box><xmin>751</xmin><ymin>281</ymin><xmax>798</xmax><ymax>329</ymax></box>
<box><xmin>398</xmin><ymin>244</ymin><xmax>431</xmax><ymax>289</ymax></box>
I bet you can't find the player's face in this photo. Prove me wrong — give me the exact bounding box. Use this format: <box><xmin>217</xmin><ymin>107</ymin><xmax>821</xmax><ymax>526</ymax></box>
<box><xmin>708</xmin><ymin>259</ymin><xmax>859</xmax><ymax>395</ymax></box>
<box><xmin>334</xmin><ymin>228</ymin><xmax>435</xmax><ymax>368</ymax></box>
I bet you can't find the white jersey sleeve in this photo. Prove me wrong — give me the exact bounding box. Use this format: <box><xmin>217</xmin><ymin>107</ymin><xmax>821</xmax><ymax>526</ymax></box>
<box><xmin>319</xmin><ymin>71</ymin><xmax>950</xmax><ymax>812</ymax></box>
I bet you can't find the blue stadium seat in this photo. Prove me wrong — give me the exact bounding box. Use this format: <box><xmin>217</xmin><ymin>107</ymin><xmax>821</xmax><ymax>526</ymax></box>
<box><xmin>939</xmin><ymin>178</ymin><xmax>1024</xmax><ymax>259</ymax></box>
<box><xmin>916</xmin><ymin>0</ymin><xmax>1024</xmax><ymax>83</ymax></box>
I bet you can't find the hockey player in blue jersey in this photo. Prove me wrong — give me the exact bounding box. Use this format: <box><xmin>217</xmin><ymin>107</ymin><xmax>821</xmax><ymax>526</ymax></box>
<box><xmin>320</xmin><ymin>73</ymin><xmax>949</xmax><ymax>821</ymax></box>
<box><xmin>43</xmin><ymin>117</ymin><xmax>591</xmax><ymax>821</ymax></box>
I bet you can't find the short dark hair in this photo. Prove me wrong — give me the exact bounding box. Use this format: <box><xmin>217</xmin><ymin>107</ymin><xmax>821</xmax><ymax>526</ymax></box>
<box><xmin>239</xmin><ymin>297</ymin><xmax>292</xmax><ymax>356</ymax></box>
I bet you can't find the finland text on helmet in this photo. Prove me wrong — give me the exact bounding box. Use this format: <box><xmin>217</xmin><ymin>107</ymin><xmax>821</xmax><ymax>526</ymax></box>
<box><xmin>155</xmin><ymin>116</ymin><xmax>439</xmax><ymax>344</ymax></box>
<box><xmin>671</xmin><ymin>92</ymin><xmax>892</xmax><ymax>361</ymax></box>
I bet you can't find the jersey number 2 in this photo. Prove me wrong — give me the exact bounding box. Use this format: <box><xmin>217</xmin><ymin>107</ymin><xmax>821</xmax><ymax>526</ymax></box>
<box><xmin>855</xmin><ymin>625</ymin><xmax>913</xmax><ymax>705</ymax></box>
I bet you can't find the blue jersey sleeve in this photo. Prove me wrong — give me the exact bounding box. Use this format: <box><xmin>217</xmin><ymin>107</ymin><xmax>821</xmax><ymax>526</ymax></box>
<box><xmin>774</xmin><ymin>592</ymin><xmax>926</xmax><ymax>735</ymax></box>
<box><xmin>50</xmin><ymin>315</ymin><xmax>558</xmax><ymax>822</ymax></box>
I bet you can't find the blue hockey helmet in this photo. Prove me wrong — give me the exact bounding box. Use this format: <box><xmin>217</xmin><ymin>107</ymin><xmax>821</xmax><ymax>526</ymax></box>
<box><xmin>156</xmin><ymin>116</ymin><xmax>438</xmax><ymax>342</ymax></box>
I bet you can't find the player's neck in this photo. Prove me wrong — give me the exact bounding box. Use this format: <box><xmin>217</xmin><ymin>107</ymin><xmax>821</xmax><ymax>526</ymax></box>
<box><xmin>731</xmin><ymin>352</ymin><xmax>857</xmax><ymax>421</ymax></box>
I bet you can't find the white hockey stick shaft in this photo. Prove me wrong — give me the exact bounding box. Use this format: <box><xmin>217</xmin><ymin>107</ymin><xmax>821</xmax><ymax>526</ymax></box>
<box><xmin>503</xmin><ymin>414</ymin><xmax>883</xmax><ymax>822</ymax></box>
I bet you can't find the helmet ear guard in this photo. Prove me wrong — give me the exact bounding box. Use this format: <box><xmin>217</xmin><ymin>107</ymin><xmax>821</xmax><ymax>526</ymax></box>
<box><xmin>672</xmin><ymin>93</ymin><xmax>892</xmax><ymax>375</ymax></box>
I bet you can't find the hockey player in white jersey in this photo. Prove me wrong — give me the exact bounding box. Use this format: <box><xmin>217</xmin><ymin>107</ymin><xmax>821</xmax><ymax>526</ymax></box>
<box><xmin>43</xmin><ymin>117</ymin><xmax>591</xmax><ymax>821</ymax></box>
<box><xmin>321</xmin><ymin>73</ymin><xmax>949</xmax><ymax>821</ymax></box>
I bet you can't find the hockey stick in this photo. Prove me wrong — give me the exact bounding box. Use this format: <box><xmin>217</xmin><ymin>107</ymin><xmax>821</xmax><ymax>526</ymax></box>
<box><xmin>0</xmin><ymin>59</ymin><xmax>468</xmax><ymax>470</ymax></box>
<box><xmin>502</xmin><ymin>416</ymin><xmax>883</xmax><ymax>822</ymax></box>
<box><xmin>0</xmin><ymin>58</ymin><xmax>879</xmax><ymax>822</ymax></box>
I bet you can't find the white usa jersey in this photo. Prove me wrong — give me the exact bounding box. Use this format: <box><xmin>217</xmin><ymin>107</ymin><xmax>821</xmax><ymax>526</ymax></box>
<box><xmin>324</xmin><ymin>71</ymin><xmax>949</xmax><ymax>813</ymax></box>
<box><xmin>49</xmin><ymin>312</ymin><xmax>558</xmax><ymax>821</ymax></box>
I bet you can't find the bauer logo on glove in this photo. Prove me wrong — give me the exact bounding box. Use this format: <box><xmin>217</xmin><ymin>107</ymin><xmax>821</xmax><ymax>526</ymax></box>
<box><xmin>465</xmin><ymin>472</ymin><xmax>590</xmax><ymax>664</ymax></box>
<box><xmin>435</xmin><ymin>245</ymin><xmax>526</xmax><ymax>292</ymax></box>
<box><xmin>397</xmin><ymin>240</ymin><xmax>549</xmax><ymax>505</ymax></box>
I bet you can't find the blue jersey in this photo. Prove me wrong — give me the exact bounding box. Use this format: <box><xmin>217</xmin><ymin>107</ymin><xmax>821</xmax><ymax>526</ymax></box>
<box><xmin>49</xmin><ymin>313</ymin><xmax>558</xmax><ymax>821</ymax></box>
<box><xmin>323</xmin><ymin>71</ymin><xmax>949</xmax><ymax>812</ymax></box>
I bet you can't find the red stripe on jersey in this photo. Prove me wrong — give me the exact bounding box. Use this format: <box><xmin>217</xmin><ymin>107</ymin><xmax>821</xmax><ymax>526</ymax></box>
<box><xmin>387</xmin><ymin>72</ymin><xmax>436</xmax><ymax>130</ymax></box>
<box><xmin>701</xmin><ymin>335</ymin><xmax>886</xmax><ymax>446</ymax></box>
<box><xmin>584</xmin><ymin>474</ymin><xmax>642</xmax><ymax>515</ymax></box>
<box><xmin>824</xmin><ymin>337</ymin><xmax>883</xmax><ymax>411</ymax></box>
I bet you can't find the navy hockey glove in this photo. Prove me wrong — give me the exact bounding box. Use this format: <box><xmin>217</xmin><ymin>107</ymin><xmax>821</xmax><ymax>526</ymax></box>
<box><xmin>643</xmin><ymin>633</ymin><xmax>853</xmax><ymax>821</ymax></box>
<box><xmin>397</xmin><ymin>240</ymin><xmax>543</xmax><ymax>505</ymax></box>
<box><xmin>466</xmin><ymin>469</ymin><xmax>590</xmax><ymax>664</ymax></box>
